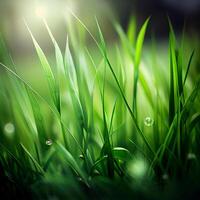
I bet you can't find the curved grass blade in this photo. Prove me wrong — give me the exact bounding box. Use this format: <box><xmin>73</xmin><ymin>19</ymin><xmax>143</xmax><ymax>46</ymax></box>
<box><xmin>183</xmin><ymin>50</ymin><xmax>195</xmax><ymax>86</ymax></box>
<box><xmin>43</xmin><ymin>19</ymin><xmax>64</xmax><ymax>114</ymax></box>
<box><xmin>0</xmin><ymin>62</ymin><xmax>59</xmax><ymax>117</ymax></box>
<box><xmin>56</xmin><ymin>142</ymin><xmax>86</xmax><ymax>182</ymax></box>
<box><xmin>112</xmin><ymin>147</ymin><xmax>131</xmax><ymax>162</ymax></box>
<box><xmin>20</xmin><ymin>143</ymin><xmax>45</xmax><ymax>175</ymax></box>
<box><xmin>0</xmin><ymin>62</ymin><xmax>83</xmax><ymax>154</ymax></box>
<box><xmin>158</xmin><ymin>79</ymin><xmax>200</xmax><ymax>161</ymax></box>
<box><xmin>43</xmin><ymin>149</ymin><xmax>57</xmax><ymax>171</ymax></box>
<box><xmin>25</xmin><ymin>23</ymin><xmax>59</xmax><ymax>112</ymax></box>
<box><xmin>189</xmin><ymin>113</ymin><xmax>200</xmax><ymax>133</ymax></box>
<box><xmin>133</xmin><ymin>18</ymin><xmax>150</xmax><ymax>117</ymax></box>
<box><xmin>127</xmin><ymin>16</ymin><xmax>136</xmax><ymax>46</ymax></box>
<box><xmin>90</xmin><ymin>155</ymin><xmax>107</xmax><ymax>175</ymax></box>
<box><xmin>168</xmin><ymin>31</ymin><xmax>176</xmax><ymax>125</ymax></box>
<box><xmin>27</xmin><ymin>89</ymin><xmax>46</xmax><ymax>144</ymax></box>
<box><xmin>95</xmin><ymin>18</ymin><xmax>154</xmax><ymax>156</ymax></box>
<box><xmin>100</xmin><ymin>63</ymin><xmax>114</xmax><ymax>178</ymax></box>
<box><xmin>114</xmin><ymin>22</ymin><xmax>134</xmax><ymax>57</ymax></box>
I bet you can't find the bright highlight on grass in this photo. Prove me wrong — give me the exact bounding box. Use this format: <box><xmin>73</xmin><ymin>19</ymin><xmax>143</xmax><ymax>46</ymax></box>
<box><xmin>46</xmin><ymin>139</ymin><xmax>53</xmax><ymax>146</ymax></box>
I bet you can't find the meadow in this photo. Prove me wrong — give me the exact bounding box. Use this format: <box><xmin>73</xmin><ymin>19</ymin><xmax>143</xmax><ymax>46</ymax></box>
<box><xmin>0</xmin><ymin>13</ymin><xmax>200</xmax><ymax>199</ymax></box>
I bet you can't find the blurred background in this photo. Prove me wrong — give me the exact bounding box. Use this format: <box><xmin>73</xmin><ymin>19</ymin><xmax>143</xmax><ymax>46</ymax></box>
<box><xmin>0</xmin><ymin>0</ymin><xmax>200</xmax><ymax>56</ymax></box>
<box><xmin>113</xmin><ymin>0</ymin><xmax>200</xmax><ymax>35</ymax></box>
<box><xmin>0</xmin><ymin>0</ymin><xmax>200</xmax><ymax>84</ymax></box>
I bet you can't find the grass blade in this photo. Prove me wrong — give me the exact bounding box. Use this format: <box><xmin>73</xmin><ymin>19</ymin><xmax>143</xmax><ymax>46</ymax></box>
<box><xmin>133</xmin><ymin>18</ymin><xmax>150</xmax><ymax>116</ymax></box>
<box><xmin>20</xmin><ymin>143</ymin><xmax>45</xmax><ymax>174</ymax></box>
<box><xmin>26</xmin><ymin>24</ymin><xmax>59</xmax><ymax>112</ymax></box>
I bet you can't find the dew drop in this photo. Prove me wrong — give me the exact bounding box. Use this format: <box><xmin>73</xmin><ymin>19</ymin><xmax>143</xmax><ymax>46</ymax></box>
<box><xmin>144</xmin><ymin>117</ymin><xmax>154</xmax><ymax>127</ymax></box>
<box><xmin>4</xmin><ymin>122</ymin><xmax>15</xmax><ymax>137</ymax></box>
<box><xmin>79</xmin><ymin>155</ymin><xmax>84</xmax><ymax>160</ymax></box>
<box><xmin>46</xmin><ymin>139</ymin><xmax>53</xmax><ymax>146</ymax></box>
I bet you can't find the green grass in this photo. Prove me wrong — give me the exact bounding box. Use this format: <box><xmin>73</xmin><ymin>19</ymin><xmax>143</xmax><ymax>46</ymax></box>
<box><xmin>0</xmin><ymin>15</ymin><xmax>200</xmax><ymax>199</ymax></box>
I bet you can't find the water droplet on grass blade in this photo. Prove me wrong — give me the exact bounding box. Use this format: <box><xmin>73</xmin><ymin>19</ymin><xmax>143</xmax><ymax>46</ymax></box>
<box><xmin>4</xmin><ymin>122</ymin><xmax>15</xmax><ymax>138</ymax></box>
<box><xmin>79</xmin><ymin>155</ymin><xmax>84</xmax><ymax>160</ymax></box>
<box><xmin>144</xmin><ymin>117</ymin><xmax>154</xmax><ymax>127</ymax></box>
<box><xmin>46</xmin><ymin>139</ymin><xmax>53</xmax><ymax>146</ymax></box>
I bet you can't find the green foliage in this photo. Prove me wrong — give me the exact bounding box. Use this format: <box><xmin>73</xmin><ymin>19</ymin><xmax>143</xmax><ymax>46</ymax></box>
<box><xmin>0</xmin><ymin>16</ymin><xmax>200</xmax><ymax>199</ymax></box>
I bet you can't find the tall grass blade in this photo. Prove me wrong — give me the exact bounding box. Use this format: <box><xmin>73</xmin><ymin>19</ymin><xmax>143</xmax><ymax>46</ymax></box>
<box><xmin>95</xmin><ymin>18</ymin><xmax>154</xmax><ymax>155</ymax></box>
<box><xmin>133</xmin><ymin>18</ymin><xmax>150</xmax><ymax>117</ymax></box>
<box><xmin>183</xmin><ymin>50</ymin><xmax>195</xmax><ymax>86</ymax></box>
<box><xmin>26</xmin><ymin>24</ymin><xmax>59</xmax><ymax>112</ymax></box>
<box><xmin>20</xmin><ymin>143</ymin><xmax>45</xmax><ymax>174</ymax></box>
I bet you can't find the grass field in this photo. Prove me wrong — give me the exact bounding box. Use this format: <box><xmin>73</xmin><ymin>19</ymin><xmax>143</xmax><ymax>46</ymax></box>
<box><xmin>0</xmin><ymin>14</ymin><xmax>200</xmax><ymax>199</ymax></box>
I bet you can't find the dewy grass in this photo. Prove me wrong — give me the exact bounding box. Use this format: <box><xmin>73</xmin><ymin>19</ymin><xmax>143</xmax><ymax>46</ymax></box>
<box><xmin>0</xmin><ymin>15</ymin><xmax>200</xmax><ymax>199</ymax></box>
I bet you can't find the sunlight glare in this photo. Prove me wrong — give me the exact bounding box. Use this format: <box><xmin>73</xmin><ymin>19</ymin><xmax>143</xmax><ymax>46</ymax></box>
<box><xmin>35</xmin><ymin>5</ymin><xmax>46</xmax><ymax>18</ymax></box>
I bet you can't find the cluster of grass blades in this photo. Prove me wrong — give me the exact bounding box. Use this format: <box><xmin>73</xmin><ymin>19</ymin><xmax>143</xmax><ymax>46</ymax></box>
<box><xmin>0</xmin><ymin>14</ymin><xmax>200</xmax><ymax>199</ymax></box>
